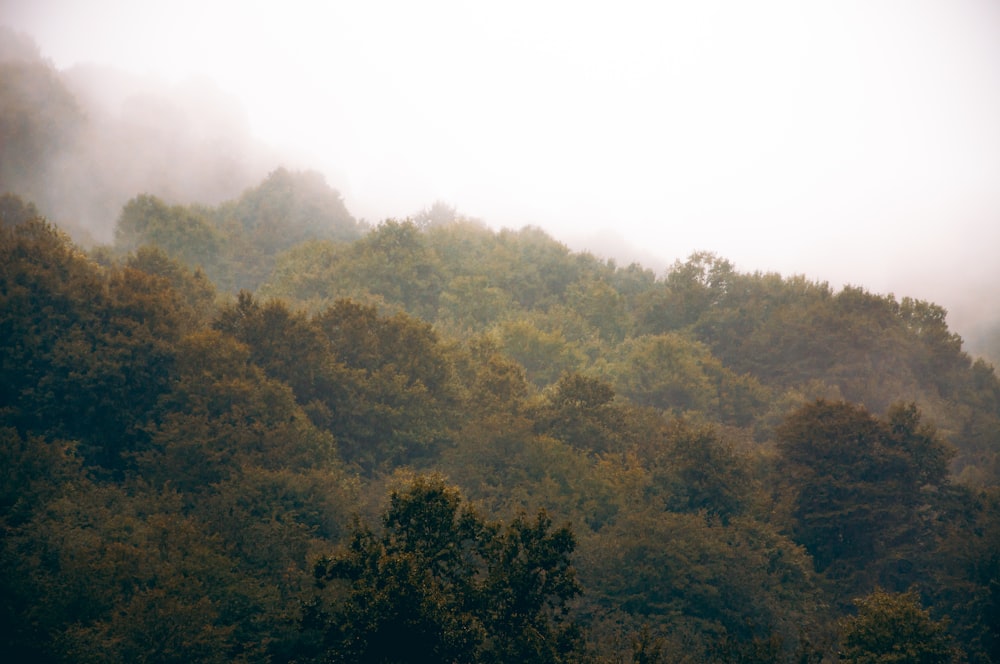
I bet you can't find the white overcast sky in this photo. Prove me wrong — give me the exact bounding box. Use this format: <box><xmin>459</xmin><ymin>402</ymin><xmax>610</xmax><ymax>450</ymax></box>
<box><xmin>3</xmin><ymin>0</ymin><xmax>1000</xmax><ymax>335</ymax></box>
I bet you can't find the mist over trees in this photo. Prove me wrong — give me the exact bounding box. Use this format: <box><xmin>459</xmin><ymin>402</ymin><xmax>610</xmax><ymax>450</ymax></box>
<box><xmin>0</xmin><ymin>27</ymin><xmax>279</xmax><ymax>244</ymax></box>
<box><xmin>2</xmin><ymin>28</ymin><xmax>1000</xmax><ymax>663</ymax></box>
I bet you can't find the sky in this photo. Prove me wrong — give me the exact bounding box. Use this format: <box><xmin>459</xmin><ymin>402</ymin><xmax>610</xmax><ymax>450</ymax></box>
<box><xmin>3</xmin><ymin>0</ymin><xmax>1000</xmax><ymax>338</ymax></box>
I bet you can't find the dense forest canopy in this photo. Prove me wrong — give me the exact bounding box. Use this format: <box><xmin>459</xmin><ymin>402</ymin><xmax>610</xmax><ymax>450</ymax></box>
<box><xmin>2</xmin><ymin>28</ymin><xmax>999</xmax><ymax>664</ymax></box>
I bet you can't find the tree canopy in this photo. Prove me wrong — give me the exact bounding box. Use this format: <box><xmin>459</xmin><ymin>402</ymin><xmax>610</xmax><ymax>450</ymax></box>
<box><xmin>2</xmin><ymin>95</ymin><xmax>999</xmax><ymax>661</ymax></box>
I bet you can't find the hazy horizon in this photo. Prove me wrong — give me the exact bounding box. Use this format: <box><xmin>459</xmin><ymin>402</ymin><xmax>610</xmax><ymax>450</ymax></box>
<box><xmin>2</xmin><ymin>0</ymin><xmax>999</xmax><ymax>347</ymax></box>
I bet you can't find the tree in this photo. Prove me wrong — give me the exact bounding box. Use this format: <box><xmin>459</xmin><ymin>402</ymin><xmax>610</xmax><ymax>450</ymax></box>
<box><xmin>412</xmin><ymin>200</ymin><xmax>460</xmax><ymax>228</ymax></box>
<box><xmin>125</xmin><ymin>245</ymin><xmax>217</xmax><ymax>328</ymax></box>
<box><xmin>346</xmin><ymin>219</ymin><xmax>445</xmax><ymax>319</ymax></box>
<box><xmin>115</xmin><ymin>194</ymin><xmax>224</xmax><ymax>278</ymax></box>
<box><xmin>312</xmin><ymin>299</ymin><xmax>459</xmax><ymax>470</ymax></box>
<box><xmin>581</xmin><ymin>506</ymin><xmax>824</xmax><ymax>658</ymax></box>
<box><xmin>899</xmin><ymin>298</ymin><xmax>968</xmax><ymax>397</ymax></box>
<box><xmin>223</xmin><ymin>167</ymin><xmax>361</xmax><ymax>246</ymax></box>
<box><xmin>0</xmin><ymin>193</ymin><xmax>40</xmax><ymax>227</ymax></box>
<box><xmin>0</xmin><ymin>56</ymin><xmax>84</xmax><ymax>211</ymax></box>
<box><xmin>566</xmin><ymin>278</ymin><xmax>628</xmax><ymax>343</ymax></box>
<box><xmin>499</xmin><ymin>318</ymin><xmax>584</xmax><ymax>387</ymax></box>
<box><xmin>0</xmin><ymin>218</ymin><xmax>188</xmax><ymax>471</ymax></box>
<box><xmin>532</xmin><ymin>372</ymin><xmax>626</xmax><ymax>454</ymax></box>
<box><xmin>478</xmin><ymin>509</ymin><xmax>584</xmax><ymax>663</ymax></box>
<box><xmin>311</xmin><ymin>474</ymin><xmax>584</xmax><ymax>663</ymax></box>
<box><xmin>490</xmin><ymin>226</ymin><xmax>580</xmax><ymax>311</ymax></box>
<box><xmin>611</xmin><ymin>333</ymin><xmax>719</xmax><ymax>415</ymax></box>
<box><xmin>258</xmin><ymin>238</ymin><xmax>347</xmax><ymax>307</ymax></box>
<box><xmin>436</xmin><ymin>275</ymin><xmax>513</xmax><ymax>333</ymax></box>
<box><xmin>651</xmin><ymin>419</ymin><xmax>755</xmax><ymax>523</ymax></box>
<box><xmin>839</xmin><ymin>588</ymin><xmax>961</xmax><ymax>663</ymax></box>
<box><xmin>633</xmin><ymin>251</ymin><xmax>734</xmax><ymax>334</ymax></box>
<box><xmin>776</xmin><ymin>400</ymin><xmax>954</xmax><ymax>585</ymax></box>
<box><xmin>5</xmin><ymin>481</ymin><xmax>277</xmax><ymax>664</ymax></box>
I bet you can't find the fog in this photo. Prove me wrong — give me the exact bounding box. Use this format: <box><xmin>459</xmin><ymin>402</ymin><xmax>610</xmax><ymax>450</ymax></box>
<box><xmin>2</xmin><ymin>0</ymin><xmax>999</xmax><ymax>353</ymax></box>
<box><xmin>0</xmin><ymin>38</ymin><xmax>287</xmax><ymax>241</ymax></box>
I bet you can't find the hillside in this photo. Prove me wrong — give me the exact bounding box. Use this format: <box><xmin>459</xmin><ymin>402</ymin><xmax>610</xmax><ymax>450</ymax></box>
<box><xmin>2</xmin><ymin>31</ymin><xmax>1000</xmax><ymax>664</ymax></box>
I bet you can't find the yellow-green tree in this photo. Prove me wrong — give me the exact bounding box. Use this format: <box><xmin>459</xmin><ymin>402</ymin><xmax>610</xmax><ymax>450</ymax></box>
<box><xmin>839</xmin><ymin>589</ymin><xmax>961</xmax><ymax>663</ymax></box>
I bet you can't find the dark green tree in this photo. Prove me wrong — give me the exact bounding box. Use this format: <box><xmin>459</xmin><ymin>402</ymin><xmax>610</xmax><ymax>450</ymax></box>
<box><xmin>125</xmin><ymin>245</ymin><xmax>217</xmax><ymax>327</ymax></box>
<box><xmin>312</xmin><ymin>475</ymin><xmax>584</xmax><ymax>663</ymax></box>
<box><xmin>652</xmin><ymin>419</ymin><xmax>755</xmax><ymax>523</ymax></box>
<box><xmin>776</xmin><ymin>400</ymin><xmax>954</xmax><ymax>586</ymax></box>
<box><xmin>0</xmin><ymin>218</ymin><xmax>186</xmax><ymax>471</ymax></box>
<box><xmin>581</xmin><ymin>506</ymin><xmax>824</xmax><ymax>659</ymax></box>
<box><xmin>532</xmin><ymin>373</ymin><xmax>626</xmax><ymax>454</ymax></box>
<box><xmin>314</xmin><ymin>298</ymin><xmax>458</xmax><ymax>470</ymax></box>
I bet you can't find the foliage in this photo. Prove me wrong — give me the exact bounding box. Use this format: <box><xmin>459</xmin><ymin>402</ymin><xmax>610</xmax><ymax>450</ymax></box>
<box><xmin>0</xmin><ymin>55</ymin><xmax>84</xmax><ymax>212</ymax></box>
<box><xmin>532</xmin><ymin>373</ymin><xmax>627</xmax><ymax>454</ymax></box>
<box><xmin>776</xmin><ymin>399</ymin><xmax>954</xmax><ymax>596</ymax></box>
<box><xmin>839</xmin><ymin>588</ymin><xmax>961</xmax><ymax>663</ymax></box>
<box><xmin>0</xmin><ymin>218</ymin><xmax>189</xmax><ymax>471</ymax></box>
<box><xmin>116</xmin><ymin>194</ymin><xmax>224</xmax><ymax>273</ymax></box>
<box><xmin>650</xmin><ymin>419</ymin><xmax>757</xmax><ymax>523</ymax></box>
<box><xmin>611</xmin><ymin>332</ymin><xmax>720</xmax><ymax>415</ymax></box>
<box><xmin>311</xmin><ymin>475</ymin><xmax>584</xmax><ymax>663</ymax></box>
<box><xmin>3</xmin><ymin>154</ymin><xmax>1000</xmax><ymax>662</ymax></box>
<box><xmin>213</xmin><ymin>294</ymin><xmax>460</xmax><ymax>472</ymax></box>
<box><xmin>0</xmin><ymin>193</ymin><xmax>41</xmax><ymax>227</ymax></box>
<box><xmin>112</xmin><ymin>168</ymin><xmax>364</xmax><ymax>292</ymax></box>
<box><xmin>580</xmin><ymin>506</ymin><xmax>825</xmax><ymax>660</ymax></box>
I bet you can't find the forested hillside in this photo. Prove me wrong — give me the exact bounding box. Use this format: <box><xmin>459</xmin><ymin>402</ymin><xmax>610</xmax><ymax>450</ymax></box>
<box><xmin>2</xmin><ymin>30</ymin><xmax>1000</xmax><ymax>664</ymax></box>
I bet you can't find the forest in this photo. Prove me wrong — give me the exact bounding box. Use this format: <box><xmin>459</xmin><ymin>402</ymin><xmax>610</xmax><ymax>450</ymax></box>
<box><xmin>2</xmin><ymin>28</ymin><xmax>1000</xmax><ymax>663</ymax></box>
